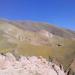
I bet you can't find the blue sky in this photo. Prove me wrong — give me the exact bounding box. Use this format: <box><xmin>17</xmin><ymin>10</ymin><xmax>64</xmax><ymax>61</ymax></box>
<box><xmin>0</xmin><ymin>0</ymin><xmax>75</xmax><ymax>30</ymax></box>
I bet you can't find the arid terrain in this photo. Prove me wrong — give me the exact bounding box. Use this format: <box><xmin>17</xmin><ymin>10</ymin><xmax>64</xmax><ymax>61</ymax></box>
<box><xmin>0</xmin><ymin>20</ymin><xmax>75</xmax><ymax>73</ymax></box>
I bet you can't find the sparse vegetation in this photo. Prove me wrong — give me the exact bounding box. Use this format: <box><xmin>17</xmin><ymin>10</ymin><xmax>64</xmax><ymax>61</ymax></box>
<box><xmin>0</xmin><ymin>20</ymin><xmax>75</xmax><ymax>71</ymax></box>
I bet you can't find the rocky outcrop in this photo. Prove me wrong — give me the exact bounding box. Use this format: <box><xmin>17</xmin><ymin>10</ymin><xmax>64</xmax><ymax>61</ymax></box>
<box><xmin>0</xmin><ymin>52</ymin><xmax>66</xmax><ymax>75</ymax></box>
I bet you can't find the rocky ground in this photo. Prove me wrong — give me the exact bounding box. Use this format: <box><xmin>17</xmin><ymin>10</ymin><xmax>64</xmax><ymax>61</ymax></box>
<box><xmin>0</xmin><ymin>52</ymin><xmax>66</xmax><ymax>75</ymax></box>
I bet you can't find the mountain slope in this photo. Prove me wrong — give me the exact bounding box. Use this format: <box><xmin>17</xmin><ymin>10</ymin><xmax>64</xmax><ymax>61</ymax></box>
<box><xmin>0</xmin><ymin>20</ymin><xmax>75</xmax><ymax>70</ymax></box>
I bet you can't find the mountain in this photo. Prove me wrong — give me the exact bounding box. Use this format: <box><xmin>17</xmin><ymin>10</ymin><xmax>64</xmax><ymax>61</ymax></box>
<box><xmin>0</xmin><ymin>20</ymin><xmax>75</xmax><ymax>70</ymax></box>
